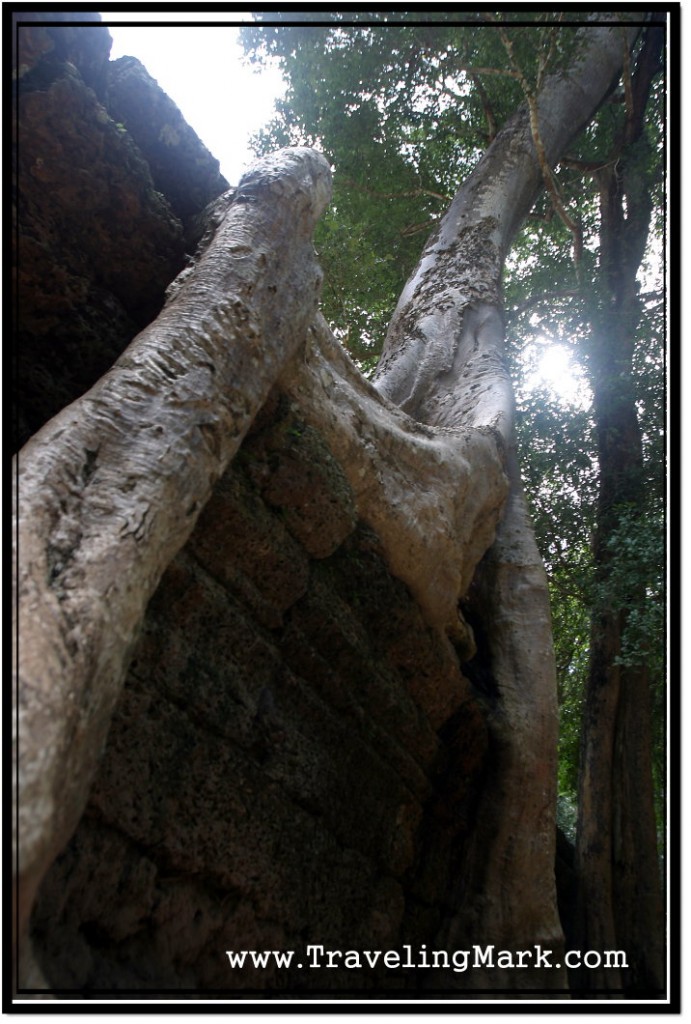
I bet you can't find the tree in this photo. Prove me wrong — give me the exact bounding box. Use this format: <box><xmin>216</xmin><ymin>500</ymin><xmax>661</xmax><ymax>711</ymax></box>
<box><xmin>570</xmin><ymin>25</ymin><xmax>665</xmax><ymax>993</ymax></box>
<box><xmin>243</xmin><ymin>11</ymin><xmax>667</xmax><ymax>994</ymax></box>
<box><xmin>14</xmin><ymin>13</ymin><xmax>666</xmax><ymax>998</ymax></box>
<box><xmin>367</xmin><ymin>25</ymin><xmax>615</xmax><ymax>985</ymax></box>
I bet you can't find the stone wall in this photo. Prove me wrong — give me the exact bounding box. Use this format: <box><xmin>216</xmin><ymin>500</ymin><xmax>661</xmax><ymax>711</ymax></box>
<box><xmin>29</xmin><ymin>389</ymin><xmax>489</xmax><ymax>992</ymax></box>
<box><xmin>13</xmin><ymin>13</ymin><xmax>228</xmax><ymax>449</ymax></box>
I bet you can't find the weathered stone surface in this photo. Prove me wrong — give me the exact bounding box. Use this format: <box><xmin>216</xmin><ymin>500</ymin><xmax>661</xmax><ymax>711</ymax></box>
<box><xmin>15</xmin><ymin>13</ymin><xmax>112</xmax><ymax>99</ymax></box>
<box><xmin>13</xmin><ymin>16</ymin><xmax>229</xmax><ymax>450</ymax></box>
<box><xmin>29</xmin><ymin>396</ymin><xmax>489</xmax><ymax>991</ymax></box>
<box><xmin>244</xmin><ymin>394</ymin><xmax>358</xmax><ymax>558</ymax></box>
<box><xmin>107</xmin><ymin>56</ymin><xmax>229</xmax><ymax>223</ymax></box>
<box><xmin>189</xmin><ymin>467</ymin><xmax>312</xmax><ymax>629</ymax></box>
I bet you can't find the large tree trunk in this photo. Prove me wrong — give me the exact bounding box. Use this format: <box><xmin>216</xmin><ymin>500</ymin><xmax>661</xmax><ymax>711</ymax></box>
<box><xmin>574</xmin><ymin>25</ymin><xmax>665</xmax><ymax>995</ymax></box>
<box><xmin>374</xmin><ymin>19</ymin><xmax>641</xmax><ymax>989</ymax></box>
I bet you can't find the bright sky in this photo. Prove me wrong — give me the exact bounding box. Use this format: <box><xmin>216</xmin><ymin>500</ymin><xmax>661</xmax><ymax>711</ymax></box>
<box><xmin>100</xmin><ymin>11</ymin><xmax>286</xmax><ymax>184</ymax></box>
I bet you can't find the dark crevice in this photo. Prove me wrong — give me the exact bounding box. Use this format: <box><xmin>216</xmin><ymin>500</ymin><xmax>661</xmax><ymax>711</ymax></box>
<box><xmin>458</xmin><ymin>602</ymin><xmax>501</xmax><ymax>701</ymax></box>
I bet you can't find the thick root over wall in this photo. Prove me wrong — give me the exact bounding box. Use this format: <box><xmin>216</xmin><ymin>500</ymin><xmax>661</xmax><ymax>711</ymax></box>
<box><xmin>15</xmin><ymin>147</ymin><xmax>562</xmax><ymax>994</ymax></box>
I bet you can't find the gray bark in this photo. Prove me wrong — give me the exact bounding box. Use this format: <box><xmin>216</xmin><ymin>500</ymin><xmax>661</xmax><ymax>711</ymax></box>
<box><xmin>376</xmin><ymin>21</ymin><xmax>642</xmax><ymax>425</ymax></box>
<box><xmin>374</xmin><ymin>20</ymin><xmax>641</xmax><ymax>989</ymax></box>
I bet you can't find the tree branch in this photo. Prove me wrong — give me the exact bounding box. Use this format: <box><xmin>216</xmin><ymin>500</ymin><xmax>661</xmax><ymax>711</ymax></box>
<box><xmin>469</xmin><ymin>72</ymin><xmax>498</xmax><ymax>143</ymax></box>
<box><xmin>445</xmin><ymin>65</ymin><xmax>521</xmax><ymax>81</ymax></box>
<box><xmin>560</xmin><ymin>155</ymin><xmax>620</xmax><ymax>176</ymax></box>
<box><xmin>342</xmin><ymin>177</ymin><xmax>451</xmax><ymax>204</ymax></box>
<box><xmin>400</xmin><ymin>217</ymin><xmax>440</xmax><ymax>237</ymax></box>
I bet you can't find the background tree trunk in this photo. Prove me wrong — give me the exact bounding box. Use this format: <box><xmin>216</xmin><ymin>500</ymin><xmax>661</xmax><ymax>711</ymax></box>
<box><xmin>576</xmin><ymin>301</ymin><xmax>664</xmax><ymax>995</ymax></box>
<box><xmin>574</xmin><ymin>25</ymin><xmax>665</xmax><ymax>993</ymax></box>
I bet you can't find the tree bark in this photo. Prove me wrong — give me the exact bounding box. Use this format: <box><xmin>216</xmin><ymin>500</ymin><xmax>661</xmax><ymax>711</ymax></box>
<box><xmin>374</xmin><ymin>19</ymin><xmax>641</xmax><ymax>990</ymax></box>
